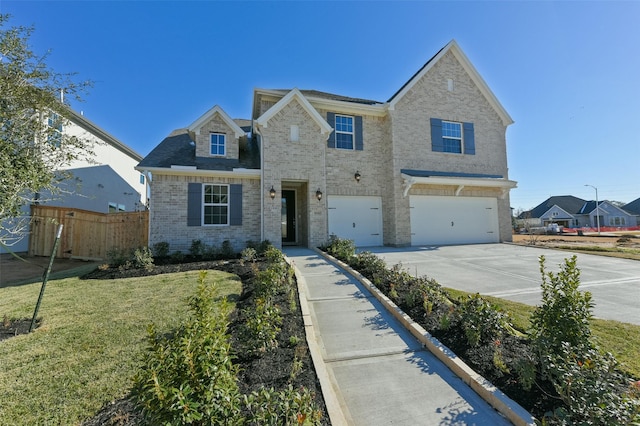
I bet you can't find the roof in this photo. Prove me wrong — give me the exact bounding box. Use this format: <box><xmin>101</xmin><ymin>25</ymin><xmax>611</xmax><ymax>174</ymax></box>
<box><xmin>522</xmin><ymin>196</ymin><xmax>587</xmax><ymax>219</ymax></box>
<box><xmin>188</xmin><ymin>105</ymin><xmax>246</xmax><ymax>139</ymax></box>
<box><xmin>578</xmin><ymin>200</ymin><xmax>605</xmax><ymax>215</ymax></box>
<box><xmin>623</xmin><ymin>198</ymin><xmax>640</xmax><ymax>215</ymax></box>
<box><xmin>388</xmin><ymin>39</ymin><xmax>513</xmax><ymax>127</ymax></box>
<box><xmin>136</xmin><ymin>128</ymin><xmax>260</xmax><ymax>171</ymax></box>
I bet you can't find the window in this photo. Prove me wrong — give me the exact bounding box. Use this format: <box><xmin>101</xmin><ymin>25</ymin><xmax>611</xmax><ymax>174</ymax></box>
<box><xmin>430</xmin><ymin>118</ymin><xmax>475</xmax><ymax>155</ymax></box>
<box><xmin>48</xmin><ymin>113</ymin><xmax>63</xmax><ymax>147</ymax></box>
<box><xmin>210</xmin><ymin>133</ymin><xmax>226</xmax><ymax>156</ymax></box>
<box><xmin>139</xmin><ymin>174</ymin><xmax>145</xmax><ymax>185</ymax></box>
<box><xmin>108</xmin><ymin>202</ymin><xmax>125</xmax><ymax>212</ymax></box>
<box><xmin>442</xmin><ymin>121</ymin><xmax>462</xmax><ymax>153</ymax></box>
<box><xmin>609</xmin><ymin>217</ymin><xmax>626</xmax><ymax>226</ymax></box>
<box><xmin>203</xmin><ymin>184</ymin><xmax>228</xmax><ymax>225</ymax></box>
<box><xmin>335</xmin><ymin>115</ymin><xmax>354</xmax><ymax>150</ymax></box>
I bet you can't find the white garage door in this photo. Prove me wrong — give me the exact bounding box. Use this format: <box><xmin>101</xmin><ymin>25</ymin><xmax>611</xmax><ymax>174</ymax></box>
<box><xmin>328</xmin><ymin>196</ymin><xmax>383</xmax><ymax>247</ymax></box>
<box><xmin>410</xmin><ymin>195</ymin><xmax>499</xmax><ymax>246</ymax></box>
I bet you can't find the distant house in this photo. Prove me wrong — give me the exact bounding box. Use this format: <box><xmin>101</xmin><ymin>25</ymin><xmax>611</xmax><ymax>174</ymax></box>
<box><xmin>0</xmin><ymin>109</ymin><xmax>146</xmax><ymax>254</ymax></box>
<box><xmin>623</xmin><ymin>198</ymin><xmax>640</xmax><ymax>218</ymax></box>
<box><xmin>517</xmin><ymin>195</ymin><xmax>638</xmax><ymax>231</ymax></box>
<box><xmin>138</xmin><ymin>40</ymin><xmax>517</xmax><ymax>251</ymax></box>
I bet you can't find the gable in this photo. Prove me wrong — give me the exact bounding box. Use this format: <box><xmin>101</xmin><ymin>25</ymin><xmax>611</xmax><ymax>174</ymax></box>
<box><xmin>254</xmin><ymin>88</ymin><xmax>333</xmax><ymax>136</ymax></box>
<box><xmin>188</xmin><ymin>105</ymin><xmax>245</xmax><ymax>139</ymax></box>
<box><xmin>388</xmin><ymin>40</ymin><xmax>513</xmax><ymax>127</ymax></box>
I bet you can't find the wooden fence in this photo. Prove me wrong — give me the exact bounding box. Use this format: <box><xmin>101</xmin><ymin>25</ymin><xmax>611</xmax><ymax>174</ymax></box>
<box><xmin>29</xmin><ymin>205</ymin><xmax>149</xmax><ymax>260</ymax></box>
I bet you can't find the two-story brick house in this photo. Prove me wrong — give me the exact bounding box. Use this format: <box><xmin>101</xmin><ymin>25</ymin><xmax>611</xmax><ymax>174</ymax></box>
<box><xmin>137</xmin><ymin>40</ymin><xmax>517</xmax><ymax>251</ymax></box>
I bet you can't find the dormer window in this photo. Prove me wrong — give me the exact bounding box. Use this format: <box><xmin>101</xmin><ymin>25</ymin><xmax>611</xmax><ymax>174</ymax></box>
<box><xmin>210</xmin><ymin>133</ymin><xmax>226</xmax><ymax>156</ymax></box>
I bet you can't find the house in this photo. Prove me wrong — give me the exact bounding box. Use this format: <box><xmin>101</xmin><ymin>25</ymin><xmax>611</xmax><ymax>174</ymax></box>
<box><xmin>0</xmin><ymin>109</ymin><xmax>146</xmax><ymax>254</ymax></box>
<box><xmin>517</xmin><ymin>196</ymin><xmax>639</xmax><ymax>231</ymax></box>
<box><xmin>137</xmin><ymin>40</ymin><xmax>517</xmax><ymax>251</ymax></box>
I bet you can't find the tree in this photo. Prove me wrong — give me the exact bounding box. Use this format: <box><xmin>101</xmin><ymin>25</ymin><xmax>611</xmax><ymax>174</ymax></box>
<box><xmin>0</xmin><ymin>14</ymin><xmax>94</xmax><ymax>249</ymax></box>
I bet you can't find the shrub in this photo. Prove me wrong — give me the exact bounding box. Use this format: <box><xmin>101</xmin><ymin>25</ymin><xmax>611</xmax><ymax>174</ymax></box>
<box><xmin>528</xmin><ymin>255</ymin><xmax>640</xmax><ymax>424</ymax></box>
<box><xmin>323</xmin><ymin>235</ymin><xmax>355</xmax><ymax>262</ymax></box>
<box><xmin>132</xmin><ymin>271</ymin><xmax>243</xmax><ymax>424</ymax></box>
<box><xmin>106</xmin><ymin>247</ymin><xmax>130</xmax><ymax>268</ymax></box>
<box><xmin>241</xmin><ymin>298</ymin><xmax>282</xmax><ymax>354</ymax></box>
<box><xmin>221</xmin><ymin>240</ymin><xmax>235</xmax><ymax>259</ymax></box>
<box><xmin>189</xmin><ymin>239</ymin><xmax>206</xmax><ymax>258</ymax></box>
<box><xmin>132</xmin><ymin>247</ymin><xmax>154</xmax><ymax>272</ymax></box>
<box><xmin>241</xmin><ymin>247</ymin><xmax>257</xmax><ymax>263</ymax></box>
<box><xmin>152</xmin><ymin>241</ymin><xmax>170</xmax><ymax>258</ymax></box>
<box><xmin>243</xmin><ymin>385</ymin><xmax>323</xmax><ymax>425</ymax></box>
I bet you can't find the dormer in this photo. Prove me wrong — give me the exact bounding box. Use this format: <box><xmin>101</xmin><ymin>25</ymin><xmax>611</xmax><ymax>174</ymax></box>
<box><xmin>188</xmin><ymin>105</ymin><xmax>246</xmax><ymax>160</ymax></box>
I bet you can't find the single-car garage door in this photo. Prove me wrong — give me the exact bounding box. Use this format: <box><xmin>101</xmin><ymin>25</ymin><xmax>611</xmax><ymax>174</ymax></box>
<box><xmin>328</xmin><ymin>196</ymin><xmax>383</xmax><ymax>247</ymax></box>
<box><xmin>410</xmin><ymin>195</ymin><xmax>499</xmax><ymax>246</ymax></box>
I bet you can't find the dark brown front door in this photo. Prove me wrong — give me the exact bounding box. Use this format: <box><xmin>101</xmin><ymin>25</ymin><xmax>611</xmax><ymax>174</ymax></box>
<box><xmin>281</xmin><ymin>190</ymin><xmax>296</xmax><ymax>244</ymax></box>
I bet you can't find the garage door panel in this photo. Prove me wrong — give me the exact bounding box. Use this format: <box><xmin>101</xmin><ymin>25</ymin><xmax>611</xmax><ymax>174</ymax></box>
<box><xmin>328</xmin><ymin>196</ymin><xmax>383</xmax><ymax>247</ymax></box>
<box><xmin>410</xmin><ymin>196</ymin><xmax>498</xmax><ymax>246</ymax></box>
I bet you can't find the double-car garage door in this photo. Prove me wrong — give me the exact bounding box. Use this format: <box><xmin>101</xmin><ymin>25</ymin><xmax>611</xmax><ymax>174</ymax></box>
<box><xmin>328</xmin><ymin>195</ymin><xmax>499</xmax><ymax>247</ymax></box>
<box><xmin>410</xmin><ymin>195</ymin><xmax>499</xmax><ymax>246</ymax></box>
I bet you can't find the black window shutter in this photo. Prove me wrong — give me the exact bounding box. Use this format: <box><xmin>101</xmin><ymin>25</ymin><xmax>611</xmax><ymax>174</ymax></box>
<box><xmin>463</xmin><ymin>122</ymin><xmax>475</xmax><ymax>155</ymax></box>
<box><xmin>355</xmin><ymin>116</ymin><xmax>363</xmax><ymax>151</ymax></box>
<box><xmin>327</xmin><ymin>112</ymin><xmax>336</xmax><ymax>148</ymax></box>
<box><xmin>229</xmin><ymin>184</ymin><xmax>242</xmax><ymax>226</ymax></box>
<box><xmin>187</xmin><ymin>183</ymin><xmax>202</xmax><ymax>226</ymax></box>
<box><xmin>430</xmin><ymin>118</ymin><xmax>444</xmax><ymax>152</ymax></box>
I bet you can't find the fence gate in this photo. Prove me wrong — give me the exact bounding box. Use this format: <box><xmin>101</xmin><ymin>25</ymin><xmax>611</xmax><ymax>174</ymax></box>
<box><xmin>29</xmin><ymin>205</ymin><xmax>148</xmax><ymax>260</ymax></box>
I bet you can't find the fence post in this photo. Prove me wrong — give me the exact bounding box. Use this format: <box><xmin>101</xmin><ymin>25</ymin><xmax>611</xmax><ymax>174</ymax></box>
<box><xmin>29</xmin><ymin>224</ymin><xmax>63</xmax><ymax>332</ymax></box>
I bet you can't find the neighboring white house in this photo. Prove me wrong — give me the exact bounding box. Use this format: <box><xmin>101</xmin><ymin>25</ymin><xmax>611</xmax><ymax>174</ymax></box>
<box><xmin>0</xmin><ymin>109</ymin><xmax>146</xmax><ymax>254</ymax></box>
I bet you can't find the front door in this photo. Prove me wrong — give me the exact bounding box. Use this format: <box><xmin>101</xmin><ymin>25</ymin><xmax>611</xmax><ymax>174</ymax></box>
<box><xmin>281</xmin><ymin>190</ymin><xmax>296</xmax><ymax>244</ymax></box>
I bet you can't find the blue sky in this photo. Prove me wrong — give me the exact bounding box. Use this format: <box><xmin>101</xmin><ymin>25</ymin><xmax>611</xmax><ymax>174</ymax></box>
<box><xmin>2</xmin><ymin>0</ymin><xmax>639</xmax><ymax>211</ymax></box>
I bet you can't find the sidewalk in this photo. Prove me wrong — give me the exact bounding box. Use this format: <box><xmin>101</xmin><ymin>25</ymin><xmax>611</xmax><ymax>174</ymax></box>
<box><xmin>284</xmin><ymin>247</ymin><xmax>531</xmax><ymax>426</ymax></box>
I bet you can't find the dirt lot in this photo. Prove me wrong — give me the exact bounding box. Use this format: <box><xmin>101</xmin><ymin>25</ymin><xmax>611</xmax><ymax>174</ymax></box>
<box><xmin>512</xmin><ymin>232</ymin><xmax>640</xmax><ymax>248</ymax></box>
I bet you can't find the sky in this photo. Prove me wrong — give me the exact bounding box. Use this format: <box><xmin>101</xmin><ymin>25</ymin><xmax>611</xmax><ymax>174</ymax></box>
<box><xmin>2</xmin><ymin>0</ymin><xmax>638</xmax><ymax>212</ymax></box>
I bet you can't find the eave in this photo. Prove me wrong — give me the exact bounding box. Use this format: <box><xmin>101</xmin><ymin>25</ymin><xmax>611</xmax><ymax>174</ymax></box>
<box><xmin>135</xmin><ymin>166</ymin><xmax>261</xmax><ymax>180</ymax></box>
<box><xmin>401</xmin><ymin>172</ymin><xmax>517</xmax><ymax>199</ymax></box>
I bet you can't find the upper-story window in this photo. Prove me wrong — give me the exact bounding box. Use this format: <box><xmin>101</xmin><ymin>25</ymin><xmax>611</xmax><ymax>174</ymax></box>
<box><xmin>442</xmin><ymin>121</ymin><xmax>462</xmax><ymax>153</ymax></box>
<box><xmin>335</xmin><ymin>115</ymin><xmax>354</xmax><ymax>150</ymax></box>
<box><xmin>203</xmin><ymin>184</ymin><xmax>228</xmax><ymax>225</ymax></box>
<box><xmin>210</xmin><ymin>133</ymin><xmax>226</xmax><ymax>156</ymax></box>
<box><xmin>48</xmin><ymin>113</ymin><xmax>63</xmax><ymax>147</ymax></box>
<box><xmin>430</xmin><ymin>118</ymin><xmax>475</xmax><ymax>155</ymax></box>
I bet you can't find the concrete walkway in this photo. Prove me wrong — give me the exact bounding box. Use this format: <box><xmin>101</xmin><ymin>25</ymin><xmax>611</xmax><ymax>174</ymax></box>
<box><xmin>284</xmin><ymin>248</ymin><xmax>529</xmax><ymax>426</ymax></box>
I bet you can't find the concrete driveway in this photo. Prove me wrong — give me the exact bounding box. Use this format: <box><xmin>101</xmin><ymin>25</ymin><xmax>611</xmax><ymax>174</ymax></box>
<box><xmin>367</xmin><ymin>244</ymin><xmax>640</xmax><ymax>325</ymax></box>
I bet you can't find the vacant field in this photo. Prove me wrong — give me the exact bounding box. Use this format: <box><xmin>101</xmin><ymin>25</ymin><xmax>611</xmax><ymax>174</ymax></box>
<box><xmin>512</xmin><ymin>232</ymin><xmax>640</xmax><ymax>260</ymax></box>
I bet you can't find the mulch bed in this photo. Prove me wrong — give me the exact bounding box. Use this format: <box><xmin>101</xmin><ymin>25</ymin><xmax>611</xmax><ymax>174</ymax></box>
<box><xmin>3</xmin><ymin>258</ymin><xmax>329</xmax><ymax>425</ymax></box>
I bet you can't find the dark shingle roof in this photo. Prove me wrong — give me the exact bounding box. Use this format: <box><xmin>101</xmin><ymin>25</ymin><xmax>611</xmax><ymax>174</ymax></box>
<box><xmin>521</xmin><ymin>196</ymin><xmax>587</xmax><ymax>219</ymax></box>
<box><xmin>270</xmin><ymin>89</ymin><xmax>382</xmax><ymax>106</ymax></box>
<box><xmin>137</xmin><ymin>129</ymin><xmax>260</xmax><ymax>171</ymax></box>
<box><xmin>578</xmin><ymin>200</ymin><xmax>604</xmax><ymax>215</ymax></box>
<box><xmin>623</xmin><ymin>198</ymin><xmax>640</xmax><ymax>215</ymax></box>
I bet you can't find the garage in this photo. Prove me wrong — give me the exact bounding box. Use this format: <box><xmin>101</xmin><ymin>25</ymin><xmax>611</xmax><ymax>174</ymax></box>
<box><xmin>328</xmin><ymin>196</ymin><xmax>383</xmax><ymax>247</ymax></box>
<box><xmin>410</xmin><ymin>195</ymin><xmax>499</xmax><ymax>246</ymax></box>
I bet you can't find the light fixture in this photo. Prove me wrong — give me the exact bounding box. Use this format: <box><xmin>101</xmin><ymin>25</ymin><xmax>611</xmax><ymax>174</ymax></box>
<box><xmin>315</xmin><ymin>189</ymin><xmax>323</xmax><ymax>201</ymax></box>
<box><xmin>269</xmin><ymin>186</ymin><xmax>276</xmax><ymax>199</ymax></box>
<box><xmin>354</xmin><ymin>171</ymin><xmax>361</xmax><ymax>183</ymax></box>
<box><xmin>584</xmin><ymin>184</ymin><xmax>600</xmax><ymax>235</ymax></box>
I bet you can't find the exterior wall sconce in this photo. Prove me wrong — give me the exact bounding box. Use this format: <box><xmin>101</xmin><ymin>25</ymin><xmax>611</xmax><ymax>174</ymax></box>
<box><xmin>354</xmin><ymin>171</ymin><xmax>361</xmax><ymax>182</ymax></box>
<box><xmin>269</xmin><ymin>186</ymin><xmax>276</xmax><ymax>199</ymax></box>
<box><xmin>315</xmin><ymin>189</ymin><xmax>323</xmax><ymax>201</ymax></box>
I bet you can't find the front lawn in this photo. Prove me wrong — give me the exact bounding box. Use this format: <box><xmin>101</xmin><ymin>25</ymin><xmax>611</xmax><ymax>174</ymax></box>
<box><xmin>0</xmin><ymin>268</ymin><xmax>241</xmax><ymax>425</ymax></box>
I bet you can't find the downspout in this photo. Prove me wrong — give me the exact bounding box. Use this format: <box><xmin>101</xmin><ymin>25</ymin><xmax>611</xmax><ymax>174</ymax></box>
<box><xmin>254</xmin><ymin>124</ymin><xmax>265</xmax><ymax>242</ymax></box>
<box><xmin>142</xmin><ymin>170</ymin><xmax>152</xmax><ymax>245</ymax></box>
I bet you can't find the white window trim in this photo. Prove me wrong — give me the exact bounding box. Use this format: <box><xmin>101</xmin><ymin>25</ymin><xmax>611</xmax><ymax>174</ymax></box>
<box><xmin>210</xmin><ymin>133</ymin><xmax>226</xmax><ymax>157</ymax></box>
<box><xmin>442</xmin><ymin>120</ymin><xmax>463</xmax><ymax>154</ymax></box>
<box><xmin>335</xmin><ymin>114</ymin><xmax>355</xmax><ymax>150</ymax></box>
<box><xmin>202</xmin><ymin>183</ymin><xmax>229</xmax><ymax>226</ymax></box>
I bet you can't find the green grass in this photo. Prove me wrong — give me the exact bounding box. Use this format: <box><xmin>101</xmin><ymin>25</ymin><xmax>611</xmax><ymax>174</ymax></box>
<box><xmin>0</xmin><ymin>268</ymin><xmax>242</xmax><ymax>425</ymax></box>
<box><xmin>445</xmin><ymin>287</ymin><xmax>640</xmax><ymax>378</ymax></box>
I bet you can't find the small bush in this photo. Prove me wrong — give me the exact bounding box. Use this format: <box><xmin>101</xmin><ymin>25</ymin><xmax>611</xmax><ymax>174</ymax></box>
<box><xmin>243</xmin><ymin>385</ymin><xmax>323</xmax><ymax>425</ymax></box>
<box><xmin>132</xmin><ymin>247</ymin><xmax>154</xmax><ymax>272</ymax></box>
<box><xmin>189</xmin><ymin>239</ymin><xmax>206</xmax><ymax>258</ymax></box>
<box><xmin>322</xmin><ymin>235</ymin><xmax>356</xmax><ymax>262</ymax></box>
<box><xmin>132</xmin><ymin>271</ymin><xmax>243</xmax><ymax>424</ymax></box>
<box><xmin>241</xmin><ymin>247</ymin><xmax>257</xmax><ymax>263</ymax></box>
<box><xmin>151</xmin><ymin>241</ymin><xmax>170</xmax><ymax>258</ymax></box>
